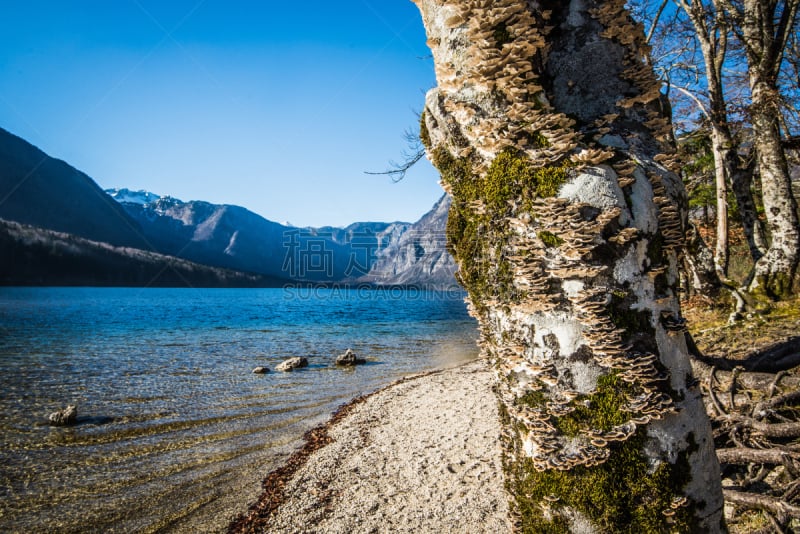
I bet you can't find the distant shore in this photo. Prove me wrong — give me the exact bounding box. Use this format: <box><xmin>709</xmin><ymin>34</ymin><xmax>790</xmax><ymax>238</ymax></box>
<box><xmin>229</xmin><ymin>358</ymin><xmax>510</xmax><ymax>533</ymax></box>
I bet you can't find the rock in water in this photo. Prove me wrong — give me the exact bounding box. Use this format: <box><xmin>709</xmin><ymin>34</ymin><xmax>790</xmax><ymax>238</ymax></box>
<box><xmin>335</xmin><ymin>349</ymin><xmax>366</xmax><ymax>366</ymax></box>
<box><xmin>48</xmin><ymin>405</ymin><xmax>77</xmax><ymax>426</ymax></box>
<box><xmin>252</xmin><ymin>366</ymin><xmax>269</xmax><ymax>374</ymax></box>
<box><xmin>275</xmin><ymin>357</ymin><xmax>308</xmax><ymax>372</ymax></box>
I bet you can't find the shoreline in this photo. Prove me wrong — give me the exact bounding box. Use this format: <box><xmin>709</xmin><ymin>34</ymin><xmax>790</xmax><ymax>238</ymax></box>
<box><xmin>228</xmin><ymin>358</ymin><xmax>510</xmax><ymax>533</ymax></box>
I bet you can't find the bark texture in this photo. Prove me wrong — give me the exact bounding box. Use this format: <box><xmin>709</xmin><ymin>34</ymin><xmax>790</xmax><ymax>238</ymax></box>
<box><xmin>749</xmin><ymin>82</ymin><xmax>800</xmax><ymax>297</ymax></box>
<box><xmin>413</xmin><ymin>0</ymin><xmax>724</xmax><ymax>531</ymax></box>
<box><xmin>730</xmin><ymin>162</ymin><xmax>768</xmax><ymax>263</ymax></box>
<box><xmin>722</xmin><ymin>0</ymin><xmax>800</xmax><ymax>298</ymax></box>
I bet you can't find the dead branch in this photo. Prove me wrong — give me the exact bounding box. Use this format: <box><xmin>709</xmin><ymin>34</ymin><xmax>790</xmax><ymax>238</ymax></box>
<box><xmin>723</xmin><ymin>489</ymin><xmax>800</xmax><ymax>519</ymax></box>
<box><xmin>723</xmin><ymin>415</ymin><xmax>800</xmax><ymax>439</ymax></box>
<box><xmin>692</xmin><ymin>359</ymin><xmax>800</xmax><ymax>392</ymax></box>
<box><xmin>690</xmin><ymin>307</ymin><xmax>800</xmax><ymax>531</ymax></box>
<box><xmin>750</xmin><ymin>389</ymin><xmax>800</xmax><ymax>417</ymax></box>
<box><xmin>717</xmin><ymin>447</ymin><xmax>800</xmax><ymax>466</ymax></box>
<box><xmin>692</xmin><ymin>336</ymin><xmax>800</xmax><ymax>373</ymax></box>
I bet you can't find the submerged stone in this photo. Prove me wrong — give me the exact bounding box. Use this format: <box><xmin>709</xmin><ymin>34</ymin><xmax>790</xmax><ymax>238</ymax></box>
<box><xmin>276</xmin><ymin>357</ymin><xmax>308</xmax><ymax>372</ymax></box>
<box><xmin>48</xmin><ymin>405</ymin><xmax>77</xmax><ymax>426</ymax></box>
<box><xmin>335</xmin><ymin>349</ymin><xmax>366</xmax><ymax>366</ymax></box>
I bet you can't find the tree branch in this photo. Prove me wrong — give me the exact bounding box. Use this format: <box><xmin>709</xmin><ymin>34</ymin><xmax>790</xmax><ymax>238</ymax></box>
<box><xmin>717</xmin><ymin>447</ymin><xmax>800</xmax><ymax>465</ymax></box>
<box><xmin>724</xmin><ymin>414</ymin><xmax>800</xmax><ymax>438</ymax></box>
<box><xmin>364</xmin><ymin>149</ymin><xmax>426</xmax><ymax>183</ymax></box>
<box><xmin>772</xmin><ymin>0</ymin><xmax>800</xmax><ymax>78</ymax></box>
<box><xmin>723</xmin><ymin>489</ymin><xmax>800</xmax><ymax>518</ymax></box>
<box><xmin>669</xmin><ymin>83</ymin><xmax>712</xmax><ymax>118</ymax></box>
<box><xmin>365</xmin><ymin>124</ymin><xmax>426</xmax><ymax>182</ymax></box>
<box><xmin>647</xmin><ymin>0</ymin><xmax>671</xmax><ymax>43</ymax></box>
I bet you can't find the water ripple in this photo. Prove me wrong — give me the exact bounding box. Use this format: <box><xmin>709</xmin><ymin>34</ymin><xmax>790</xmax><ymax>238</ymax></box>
<box><xmin>0</xmin><ymin>287</ymin><xmax>476</xmax><ymax>532</ymax></box>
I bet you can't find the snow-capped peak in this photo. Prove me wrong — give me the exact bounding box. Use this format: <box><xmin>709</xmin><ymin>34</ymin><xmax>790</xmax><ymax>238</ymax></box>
<box><xmin>106</xmin><ymin>188</ymin><xmax>176</xmax><ymax>205</ymax></box>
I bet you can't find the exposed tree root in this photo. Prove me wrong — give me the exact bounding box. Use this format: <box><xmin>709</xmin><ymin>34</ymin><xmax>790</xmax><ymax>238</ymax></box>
<box><xmin>691</xmin><ymin>335</ymin><xmax>800</xmax><ymax>532</ymax></box>
<box><xmin>723</xmin><ymin>490</ymin><xmax>800</xmax><ymax>520</ymax></box>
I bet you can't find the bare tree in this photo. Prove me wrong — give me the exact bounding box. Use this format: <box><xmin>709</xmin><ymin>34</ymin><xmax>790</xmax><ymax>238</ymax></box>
<box><xmin>675</xmin><ymin>0</ymin><xmax>738</xmax><ymax>277</ymax></box>
<box><xmin>640</xmin><ymin>0</ymin><xmax>768</xmax><ymax>271</ymax></box>
<box><xmin>719</xmin><ymin>0</ymin><xmax>800</xmax><ymax>299</ymax></box>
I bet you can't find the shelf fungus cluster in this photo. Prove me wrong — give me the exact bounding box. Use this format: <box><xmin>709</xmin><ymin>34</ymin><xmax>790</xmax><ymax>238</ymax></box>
<box><xmin>422</xmin><ymin>0</ymin><xmax>579</xmax><ymax>170</ymax></box>
<box><xmin>493</xmin><ymin>197</ymin><xmax>682</xmax><ymax>475</ymax></box>
<box><xmin>413</xmin><ymin>0</ymin><xmax>723</xmax><ymax>530</ymax></box>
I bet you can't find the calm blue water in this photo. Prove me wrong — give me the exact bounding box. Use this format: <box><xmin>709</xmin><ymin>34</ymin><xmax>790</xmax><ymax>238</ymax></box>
<box><xmin>0</xmin><ymin>287</ymin><xmax>477</xmax><ymax>533</ymax></box>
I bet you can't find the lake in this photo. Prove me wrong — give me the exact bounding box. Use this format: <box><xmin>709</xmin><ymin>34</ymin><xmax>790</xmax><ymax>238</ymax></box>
<box><xmin>0</xmin><ymin>286</ymin><xmax>477</xmax><ymax>533</ymax></box>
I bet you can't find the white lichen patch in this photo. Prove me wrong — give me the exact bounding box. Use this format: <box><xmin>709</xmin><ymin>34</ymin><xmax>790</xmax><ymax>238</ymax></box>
<box><xmin>612</xmin><ymin>240</ymin><xmax>648</xmax><ymax>284</ymax></box>
<box><xmin>562</xmin><ymin>280</ymin><xmax>585</xmax><ymax>298</ymax></box>
<box><xmin>568</xmin><ymin>354</ymin><xmax>606</xmax><ymax>394</ymax></box>
<box><xmin>559</xmin><ymin>165</ymin><xmax>627</xmax><ymax>218</ymax></box>
<box><xmin>528</xmin><ymin>312</ymin><xmax>585</xmax><ymax>363</ymax></box>
<box><xmin>628</xmin><ymin>167</ymin><xmax>659</xmax><ymax>233</ymax></box>
<box><xmin>564</xmin><ymin>508</ymin><xmax>598</xmax><ymax>534</ymax></box>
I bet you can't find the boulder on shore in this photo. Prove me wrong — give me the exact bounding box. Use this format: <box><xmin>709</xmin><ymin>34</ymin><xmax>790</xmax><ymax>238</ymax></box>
<box><xmin>335</xmin><ymin>349</ymin><xmax>366</xmax><ymax>366</ymax></box>
<box><xmin>276</xmin><ymin>357</ymin><xmax>308</xmax><ymax>372</ymax></box>
<box><xmin>48</xmin><ymin>405</ymin><xmax>77</xmax><ymax>426</ymax></box>
<box><xmin>252</xmin><ymin>366</ymin><xmax>270</xmax><ymax>374</ymax></box>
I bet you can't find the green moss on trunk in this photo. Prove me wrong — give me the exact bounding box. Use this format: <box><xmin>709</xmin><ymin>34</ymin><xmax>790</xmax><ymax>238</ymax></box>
<box><xmin>503</xmin><ymin>372</ymin><xmax>700</xmax><ymax>532</ymax></box>
<box><xmin>435</xmin><ymin>147</ymin><xmax>570</xmax><ymax>311</ymax></box>
<box><xmin>752</xmin><ymin>272</ymin><xmax>795</xmax><ymax>302</ymax></box>
<box><xmin>419</xmin><ymin>111</ymin><xmax>431</xmax><ymax>151</ymax></box>
<box><xmin>551</xmin><ymin>373</ymin><xmax>633</xmax><ymax>436</ymax></box>
<box><xmin>509</xmin><ymin>430</ymin><xmax>697</xmax><ymax>533</ymax></box>
<box><xmin>538</xmin><ymin>231</ymin><xmax>564</xmax><ymax>248</ymax></box>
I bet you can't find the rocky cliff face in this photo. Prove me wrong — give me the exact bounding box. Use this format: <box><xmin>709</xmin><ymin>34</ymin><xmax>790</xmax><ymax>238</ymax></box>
<box><xmin>118</xmin><ymin>197</ymin><xmax>292</xmax><ymax>278</ymax></box>
<box><xmin>361</xmin><ymin>194</ymin><xmax>457</xmax><ymax>287</ymax></box>
<box><xmin>413</xmin><ymin>0</ymin><xmax>723</xmax><ymax>530</ymax></box>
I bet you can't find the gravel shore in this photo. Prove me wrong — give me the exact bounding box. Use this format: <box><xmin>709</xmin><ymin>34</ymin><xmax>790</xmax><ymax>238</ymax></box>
<box><xmin>231</xmin><ymin>358</ymin><xmax>511</xmax><ymax>533</ymax></box>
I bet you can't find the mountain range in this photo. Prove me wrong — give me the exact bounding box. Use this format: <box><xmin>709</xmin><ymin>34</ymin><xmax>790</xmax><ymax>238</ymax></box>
<box><xmin>359</xmin><ymin>194</ymin><xmax>456</xmax><ymax>287</ymax></box>
<box><xmin>0</xmin><ymin>128</ymin><xmax>149</xmax><ymax>249</ymax></box>
<box><xmin>105</xmin><ymin>188</ymin><xmax>412</xmax><ymax>282</ymax></box>
<box><xmin>0</xmin><ymin>218</ymin><xmax>280</xmax><ymax>287</ymax></box>
<box><xmin>0</xmin><ymin>127</ymin><xmax>456</xmax><ymax>287</ymax></box>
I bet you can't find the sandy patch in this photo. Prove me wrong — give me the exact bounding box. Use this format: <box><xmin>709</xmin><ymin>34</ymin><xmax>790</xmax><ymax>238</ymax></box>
<box><xmin>232</xmin><ymin>358</ymin><xmax>511</xmax><ymax>533</ymax></box>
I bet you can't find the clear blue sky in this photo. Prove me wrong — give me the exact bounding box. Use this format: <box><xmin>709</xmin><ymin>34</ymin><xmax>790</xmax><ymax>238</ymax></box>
<box><xmin>0</xmin><ymin>0</ymin><xmax>441</xmax><ymax>227</ymax></box>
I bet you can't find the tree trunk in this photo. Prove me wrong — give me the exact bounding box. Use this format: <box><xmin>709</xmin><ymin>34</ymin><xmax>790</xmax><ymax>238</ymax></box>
<box><xmin>714</xmin><ymin>122</ymin><xmax>767</xmax><ymax>268</ymax></box>
<box><xmin>715</xmin><ymin>126</ymin><xmax>768</xmax><ymax>267</ymax></box>
<box><xmin>749</xmin><ymin>81</ymin><xmax>800</xmax><ymax>298</ymax></box>
<box><xmin>724</xmin><ymin>0</ymin><xmax>800</xmax><ymax>298</ymax></box>
<box><xmin>711</xmin><ymin>128</ymin><xmax>730</xmax><ymax>277</ymax></box>
<box><xmin>685</xmin><ymin>220</ymin><xmax>722</xmax><ymax>297</ymax></box>
<box><xmin>413</xmin><ymin>0</ymin><xmax>724</xmax><ymax>531</ymax></box>
<box><xmin>676</xmin><ymin>0</ymin><xmax>734</xmax><ymax>277</ymax></box>
<box><xmin>675</xmin><ymin>0</ymin><xmax>769</xmax><ymax>273</ymax></box>
<box><xmin>730</xmin><ymin>161</ymin><xmax>768</xmax><ymax>263</ymax></box>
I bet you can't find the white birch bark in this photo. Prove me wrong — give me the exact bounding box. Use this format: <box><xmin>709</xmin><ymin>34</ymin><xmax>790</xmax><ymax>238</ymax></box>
<box><xmin>412</xmin><ymin>0</ymin><xmax>724</xmax><ymax>530</ymax></box>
